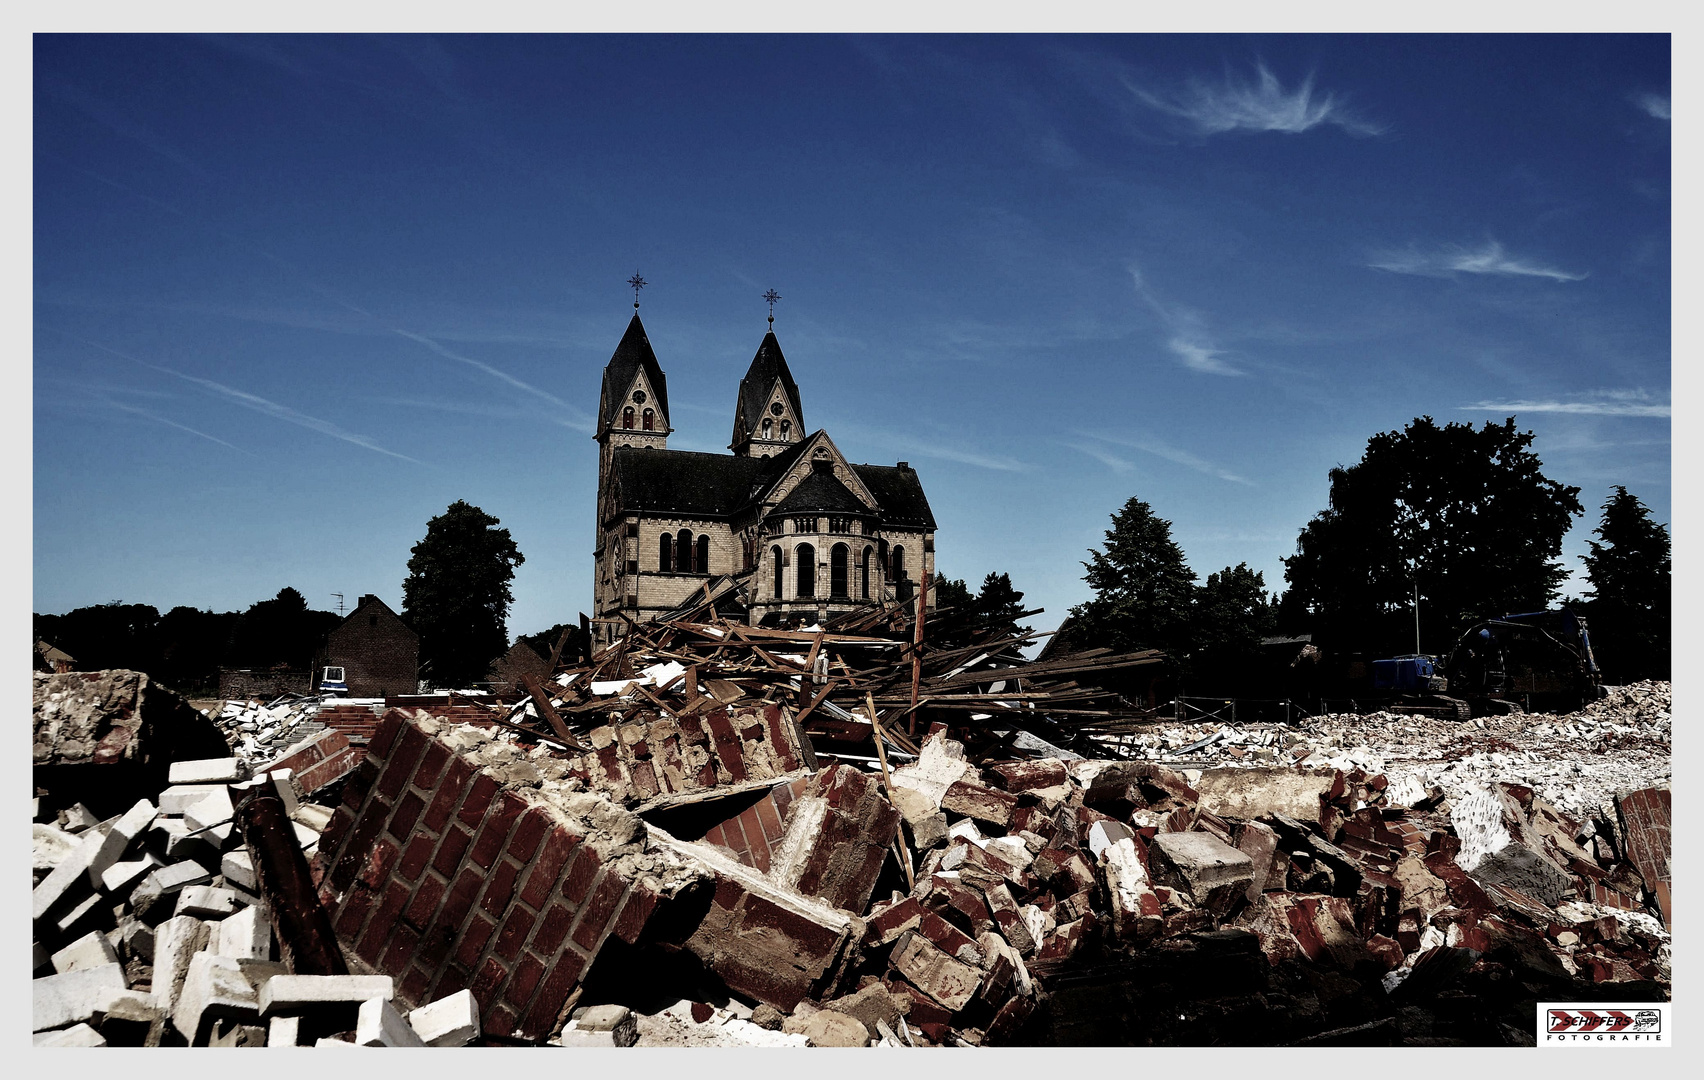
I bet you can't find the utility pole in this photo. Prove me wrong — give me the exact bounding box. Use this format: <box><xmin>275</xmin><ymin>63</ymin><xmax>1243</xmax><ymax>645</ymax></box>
<box><xmin>1413</xmin><ymin>580</ymin><xmax>1421</xmax><ymax>654</ymax></box>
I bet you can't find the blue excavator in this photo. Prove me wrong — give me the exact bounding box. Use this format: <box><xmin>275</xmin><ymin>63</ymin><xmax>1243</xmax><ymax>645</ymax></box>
<box><xmin>1369</xmin><ymin>609</ymin><xmax>1605</xmax><ymax>720</ymax></box>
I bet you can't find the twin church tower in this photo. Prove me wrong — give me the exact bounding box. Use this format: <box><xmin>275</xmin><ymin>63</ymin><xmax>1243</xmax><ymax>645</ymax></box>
<box><xmin>590</xmin><ymin>310</ymin><xmax>936</xmax><ymax>646</ymax></box>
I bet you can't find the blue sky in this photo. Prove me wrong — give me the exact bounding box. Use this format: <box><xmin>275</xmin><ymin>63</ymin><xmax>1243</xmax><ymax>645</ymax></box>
<box><xmin>33</xmin><ymin>33</ymin><xmax>1671</xmax><ymax>644</ymax></box>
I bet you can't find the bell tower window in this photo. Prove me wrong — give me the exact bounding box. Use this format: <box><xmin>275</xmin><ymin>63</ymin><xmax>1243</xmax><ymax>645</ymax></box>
<box><xmin>622</xmin><ymin>406</ymin><xmax>635</xmax><ymax>430</ymax></box>
<box><xmin>642</xmin><ymin>408</ymin><xmax>654</xmax><ymax>431</ymax></box>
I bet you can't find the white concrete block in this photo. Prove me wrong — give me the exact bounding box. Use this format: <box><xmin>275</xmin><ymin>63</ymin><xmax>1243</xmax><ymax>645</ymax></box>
<box><xmin>269</xmin><ymin>769</ymin><xmax>301</xmax><ymax>816</ymax></box>
<box><xmin>172</xmin><ymin>951</ymin><xmax>260</xmax><ymax>1044</ymax></box>
<box><xmin>357</xmin><ymin>996</ymin><xmax>427</xmax><ymax>1046</ymax></box>
<box><xmin>51</xmin><ymin>930</ymin><xmax>119</xmax><ymax>974</ymax></box>
<box><xmin>101</xmin><ymin>852</ymin><xmax>162</xmax><ymax>895</ymax></box>
<box><xmin>150</xmin><ymin>916</ymin><xmax>211</xmax><ymax>1017</ymax></box>
<box><xmin>32</xmin><ymin>828</ymin><xmax>108</xmax><ymax>921</ymax></box>
<box><xmin>87</xmin><ymin>799</ymin><xmax>158</xmax><ymax>888</ymax></box>
<box><xmin>407</xmin><ymin>988</ymin><xmax>481</xmax><ymax>1047</ymax></box>
<box><xmin>268</xmin><ymin>1014</ymin><xmax>302</xmax><ymax>1047</ymax></box>
<box><xmin>216</xmin><ymin>902</ymin><xmax>272</xmax><ymax>960</ymax></box>
<box><xmin>259</xmin><ymin>975</ymin><xmax>394</xmax><ymax>1015</ymax></box>
<box><xmin>128</xmin><ymin>860</ymin><xmax>213</xmax><ymax>915</ymax></box>
<box><xmin>292</xmin><ymin>804</ymin><xmax>334</xmax><ymax>832</ymax></box>
<box><xmin>182</xmin><ymin>790</ymin><xmax>235</xmax><ymax>831</ymax></box>
<box><xmin>61</xmin><ymin>803</ymin><xmax>101</xmax><ymax>833</ymax></box>
<box><xmin>33</xmin><ymin>963</ymin><xmax>127</xmax><ymax>1032</ymax></box>
<box><xmin>160</xmin><ymin>785</ymin><xmax>227</xmax><ymax>815</ymax></box>
<box><xmin>52</xmin><ymin>892</ymin><xmax>108</xmax><ymax>937</ymax></box>
<box><xmin>221</xmin><ymin>850</ymin><xmax>258</xmax><ymax>891</ymax></box>
<box><xmin>314</xmin><ymin>1037</ymin><xmax>362</xmax><ymax>1047</ymax></box>
<box><xmin>34</xmin><ymin>1023</ymin><xmax>107</xmax><ymax>1046</ymax></box>
<box><xmin>175</xmin><ymin>885</ymin><xmax>243</xmax><ymax>919</ymax></box>
<box><xmin>33</xmin><ymin>823</ymin><xmax>80</xmax><ymax>872</ymax></box>
<box><xmin>119</xmin><ymin>917</ymin><xmax>156</xmax><ymax>962</ymax></box>
<box><xmin>169</xmin><ymin>758</ymin><xmax>242</xmax><ymax>785</ymax></box>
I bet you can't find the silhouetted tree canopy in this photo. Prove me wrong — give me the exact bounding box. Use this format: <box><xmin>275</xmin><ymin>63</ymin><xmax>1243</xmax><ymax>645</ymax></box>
<box><xmin>402</xmin><ymin>500</ymin><xmax>525</xmax><ymax>689</ymax></box>
<box><xmin>1580</xmin><ymin>486</ymin><xmax>1670</xmax><ymax>683</ymax></box>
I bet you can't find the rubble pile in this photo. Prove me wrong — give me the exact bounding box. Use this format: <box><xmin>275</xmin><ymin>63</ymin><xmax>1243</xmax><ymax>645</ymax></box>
<box><xmin>1093</xmin><ymin>681</ymin><xmax>1671</xmax><ymax>822</ymax></box>
<box><xmin>32</xmin><ymin>653</ymin><xmax>1671</xmax><ymax>1047</ymax></box>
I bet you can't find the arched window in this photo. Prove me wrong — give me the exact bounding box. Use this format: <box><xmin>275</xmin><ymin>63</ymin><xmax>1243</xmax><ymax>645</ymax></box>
<box><xmin>861</xmin><ymin>546</ymin><xmax>873</xmax><ymax>599</ymax></box>
<box><xmin>780</xmin><ymin>419</ymin><xmax>791</xmax><ymax>439</ymax></box>
<box><xmin>830</xmin><ymin>544</ymin><xmax>849</xmax><ymax>598</ymax></box>
<box><xmin>890</xmin><ymin>545</ymin><xmax>906</xmax><ymax>582</ymax></box>
<box><xmin>677</xmin><ymin>529</ymin><xmax>694</xmax><ymax>573</ymax></box>
<box><xmin>658</xmin><ymin>533</ymin><xmax>673</xmax><ymax>573</ymax></box>
<box><xmin>696</xmin><ymin>535</ymin><xmax>710</xmax><ymax>576</ymax></box>
<box><xmin>642</xmin><ymin>408</ymin><xmax>654</xmax><ymax>431</ymax></box>
<box><xmin>762</xmin><ymin>418</ymin><xmax>773</xmax><ymax>440</ymax></box>
<box><xmin>622</xmin><ymin>406</ymin><xmax>635</xmax><ymax>430</ymax></box>
<box><xmin>771</xmin><ymin>545</ymin><xmax>784</xmax><ymax>599</ymax></box>
<box><xmin>796</xmin><ymin>543</ymin><xmax>816</xmax><ymax>598</ymax></box>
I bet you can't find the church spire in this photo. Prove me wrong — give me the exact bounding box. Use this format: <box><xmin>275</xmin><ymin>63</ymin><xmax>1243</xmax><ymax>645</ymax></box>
<box><xmin>730</xmin><ymin>325</ymin><xmax>804</xmax><ymax>457</ymax></box>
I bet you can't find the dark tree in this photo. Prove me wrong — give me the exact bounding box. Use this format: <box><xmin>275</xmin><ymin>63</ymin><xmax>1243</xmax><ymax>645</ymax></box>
<box><xmin>1070</xmin><ymin>497</ymin><xmax>1197</xmax><ymax>663</ymax></box>
<box><xmin>928</xmin><ymin>571</ymin><xmax>1034</xmax><ymax>649</ymax></box>
<box><xmin>223</xmin><ymin>587</ymin><xmax>339</xmax><ymax>671</ymax></box>
<box><xmin>156</xmin><ymin>605</ymin><xmax>241</xmax><ymax>695</ymax></box>
<box><xmin>1188</xmin><ymin>563</ymin><xmax>1279</xmax><ymax>695</ymax></box>
<box><xmin>1282</xmin><ymin>417</ymin><xmax>1582</xmax><ymax>657</ymax></box>
<box><xmin>931</xmin><ymin>573</ymin><xmax>974</xmax><ymax>612</ymax></box>
<box><xmin>516</xmin><ymin>621</ymin><xmax>591</xmax><ymax>668</ymax></box>
<box><xmin>1579</xmin><ymin>487</ymin><xmax>1670</xmax><ymax>682</ymax></box>
<box><xmin>402</xmin><ymin>501</ymin><xmax>525</xmax><ymax>689</ymax></box>
<box><xmin>34</xmin><ymin>602</ymin><xmax>161</xmax><ymax>674</ymax></box>
<box><xmin>974</xmin><ymin>572</ymin><xmax>1031</xmax><ymax>640</ymax></box>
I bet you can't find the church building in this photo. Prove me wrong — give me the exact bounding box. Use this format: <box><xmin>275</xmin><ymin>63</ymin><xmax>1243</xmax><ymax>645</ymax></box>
<box><xmin>591</xmin><ymin>310</ymin><xmax>936</xmax><ymax>645</ymax></box>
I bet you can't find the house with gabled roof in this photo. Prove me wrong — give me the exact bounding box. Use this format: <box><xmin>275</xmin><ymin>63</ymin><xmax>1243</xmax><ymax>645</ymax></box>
<box><xmin>592</xmin><ymin>313</ymin><xmax>936</xmax><ymax>645</ymax></box>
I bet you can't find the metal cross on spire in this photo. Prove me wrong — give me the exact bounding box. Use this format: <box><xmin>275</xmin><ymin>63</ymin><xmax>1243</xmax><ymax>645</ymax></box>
<box><xmin>763</xmin><ymin>288</ymin><xmax>781</xmax><ymax>328</ymax></box>
<box><xmin>627</xmin><ymin>272</ymin><xmax>647</xmax><ymax>310</ymax></box>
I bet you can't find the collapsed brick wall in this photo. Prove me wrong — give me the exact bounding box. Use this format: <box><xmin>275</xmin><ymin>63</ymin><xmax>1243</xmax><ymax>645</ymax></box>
<box><xmin>313</xmin><ymin>702</ymin><xmax>388</xmax><ymax>742</ymax></box>
<box><xmin>314</xmin><ymin>711</ymin><xmax>696</xmax><ymax>1040</ymax></box>
<box><xmin>702</xmin><ymin>777</ymin><xmax>810</xmax><ymax>873</ymax></box>
<box><xmin>566</xmin><ymin>702</ymin><xmax>812</xmax><ymax>806</ymax></box>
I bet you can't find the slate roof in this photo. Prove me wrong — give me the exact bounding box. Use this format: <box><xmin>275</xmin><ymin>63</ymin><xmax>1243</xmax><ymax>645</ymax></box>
<box><xmin>599</xmin><ymin>314</ymin><xmax>669</xmax><ymax>431</ymax></box>
<box><xmin>732</xmin><ymin>332</ymin><xmax>803</xmax><ymax>445</ymax></box>
<box><xmin>770</xmin><ymin>470</ymin><xmax>872</xmax><ymax>516</ymax></box>
<box><xmin>608</xmin><ymin>448</ymin><xmax>767</xmax><ymax>519</ymax></box>
<box><xmin>851</xmin><ymin>464</ymin><xmax>937</xmax><ymax>529</ymax></box>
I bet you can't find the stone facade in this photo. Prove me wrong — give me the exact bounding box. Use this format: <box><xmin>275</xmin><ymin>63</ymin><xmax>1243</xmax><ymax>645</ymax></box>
<box><xmin>592</xmin><ymin>314</ymin><xmax>937</xmax><ymax>646</ymax></box>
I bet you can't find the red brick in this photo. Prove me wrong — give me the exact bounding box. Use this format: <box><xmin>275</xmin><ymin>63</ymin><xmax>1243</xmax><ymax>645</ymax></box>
<box><xmin>494</xmin><ymin>906</ymin><xmax>536</xmax><ymax>962</ymax></box>
<box><xmin>753</xmin><ymin>794</ymin><xmax>784</xmax><ymax>843</ymax></box>
<box><xmin>413</xmin><ymin>739</ymin><xmax>451</xmax><ymax>790</ymax></box>
<box><xmin>470</xmin><ymin>794</ymin><xmax>526</xmax><ymax>869</ymax></box>
<box><xmin>484</xmin><ymin>1005</ymin><xmax>519</xmax><ymax>1039</ymax></box>
<box><xmin>426</xmin><ymin>963</ymin><xmax>468</xmax><ymax>1005</ymax></box>
<box><xmin>612</xmin><ymin>883</ymin><xmax>659</xmax><ymax>945</ymax></box>
<box><xmin>570</xmin><ymin>871</ymin><xmax>628</xmax><ymax>952</ymax></box>
<box><xmin>470</xmin><ymin>956</ymin><xmax>508</xmax><ymax>1005</ymax></box>
<box><xmin>376</xmin><ymin>724</ymin><xmax>429</xmax><ymax>800</ymax></box>
<box><xmin>719</xmin><ymin>814</ymin><xmax>750</xmax><ymax>860</ymax></box>
<box><xmin>531</xmin><ymin>902</ymin><xmax>576</xmax><ymax>956</ymax></box>
<box><xmin>369</xmin><ymin>710</ymin><xmax>406</xmax><ymax>758</ymax></box>
<box><xmin>738</xmin><ymin>805</ymin><xmax>773</xmax><ymax>872</ymax></box>
<box><xmin>503</xmin><ymin>954</ymin><xmax>546</xmax><ymax>1009</ymax></box>
<box><xmin>424</xmin><ymin>756</ymin><xmax>475</xmax><ymax>832</ymax></box>
<box><xmin>403</xmin><ymin>874</ymin><xmax>446</xmax><ymax>929</ymax></box>
<box><xmin>321</xmin><ymin>805</ymin><xmax>358</xmax><ymax>854</ymax></box>
<box><xmin>562</xmin><ymin>847</ymin><xmax>602</xmax><ymax>904</ymax></box>
<box><xmin>342</xmin><ymin>759</ymin><xmax>379</xmax><ymax>809</ymax></box>
<box><xmin>704</xmin><ymin>709</ymin><xmax>749</xmax><ymax>782</ymax></box>
<box><xmin>455</xmin><ymin>914</ymin><xmax>498</xmax><ymax>968</ymax></box>
<box><xmin>398</xmin><ymin>834</ymin><xmax>435</xmax><ymax>881</ymax></box>
<box><xmin>334</xmin><ymin>884</ymin><xmax>374</xmax><ymax>939</ymax></box>
<box><xmin>703</xmin><ymin>822</ymin><xmax>727</xmax><ymax>849</ymax></box>
<box><xmin>630</xmin><ymin>760</ymin><xmax>660</xmax><ymax>800</ymax></box>
<box><xmin>479</xmin><ymin>860</ymin><xmax>521</xmax><ymax>917</ymax></box>
<box><xmin>522</xmin><ymin>951</ymin><xmax>586</xmax><ymax>1035</ymax></box>
<box><xmin>519</xmin><ymin>828</ymin><xmax>580</xmax><ymax>909</ymax></box>
<box><xmin>330</xmin><ymin>811</ymin><xmax>389</xmax><ymax>891</ymax></box>
<box><xmin>437</xmin><ymin>866</ymin><xmax>486</xmax><ymax>936</ymax></box>
<box><xmin>432</xmin><ymin>826</ymin><xmax>473</xmax><ymax>878</ymax></box>
<box><xmin>399</xmin><ymin>964</ymin><xmax>434</xmax><ymax>1008</ymax></box>
<box><xmin>387</xmin><ymin>791</ymin><xmax>427</xmax><ymax>840</ymax></box>
<box><xmin>381</xmin><ymin>923</ymin><xmax>420</xmax><ymax>973</ymax></box>
<box><xmin>357</xmin><ymin>838</ymin><xmax>401</xmax><ymax>890</ymax></box>
<box><xmin>507</xmin><ymin>808</ymin><xmax>551</xmax><ymax>863</ymax></box>
<box><xmin>457</xmin><ymin>774</ymin><xmax>501</xmax><ymax>829</ymax></box>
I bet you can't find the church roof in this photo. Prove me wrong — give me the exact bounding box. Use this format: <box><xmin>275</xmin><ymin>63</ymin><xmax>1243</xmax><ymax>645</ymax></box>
<box><xmin>851</xmin><ymin>464</ymin><xmax>937</xmax><ymax>529</ymax></box>
<box><xmin>770</xmin><ymin>470</ymin><xmax>872</xmax><ymax>517</ymax></box>
<box><xmin>609</xmin><ymin>447</ymin><xmax>767</xmax><ymax>519</ymax></box>
<box><xmin>732</xmin><ymin>332</ymin><xmax>803</xmax><ymax>442</ymax></box>
<box><xmin>600</xmin><ymin>314</ymin><xmax>669</xmax><ymax>431</ymax></box>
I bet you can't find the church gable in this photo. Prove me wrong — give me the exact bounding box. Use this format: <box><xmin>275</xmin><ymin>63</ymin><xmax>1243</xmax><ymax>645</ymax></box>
<box><xmin>758</xmin><ymin>431</ymin><xmax>879</xmax><ymax>515</ymax></box>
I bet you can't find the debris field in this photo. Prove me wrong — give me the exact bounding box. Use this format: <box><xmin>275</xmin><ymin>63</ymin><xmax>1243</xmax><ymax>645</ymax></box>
<box><xmin>31</xmin><ymin>600</ymin><xmax>1672</xmax><ymax>1047</ymax></box>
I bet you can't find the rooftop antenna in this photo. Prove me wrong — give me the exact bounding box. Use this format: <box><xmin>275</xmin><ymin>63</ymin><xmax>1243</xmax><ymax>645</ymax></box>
<box><xmin>331</xmin><ymin>592</ymin><xmax>345</xmax><ymax>617</ymax></box>
<box><xmin>763</xmin><ymin>288</ymin><xmax>781</xmax><ymax>329</ymax></box>
<box><xmin>627</xmin><ymin>272</ymin><xmax>647</xmax><ymax>311</ymax></box>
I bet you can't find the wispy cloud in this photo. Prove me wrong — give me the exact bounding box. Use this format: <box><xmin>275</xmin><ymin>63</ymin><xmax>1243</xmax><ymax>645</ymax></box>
<box><xmin>1369</xmin><ymin>241</ymin><xmax>1586</xmax><ymax>282</ymax></box>
<box><xmin>1460</xmin><ymin>389</ymin><xmax>1670</xmax><ymax>418</ymax></box>
<box><xmin>1128</xmin><ymin>62</ymin><xmax>1383</xmax><ymax>137</ymax></box>
<box><xmin>1065</xmin><ymin>441</ymin><xmax>1135</xmax><ymax>473</ymax></box>
<box><xmin>40</xmin><ymin>78</ymin><xmax>210</xmax><ymax>176</ymax></box>
<box><xmin>1635</xmin><ymin>92</ymin><xmax>1670</xmax><ymax>121</ymax></box>
<box><xmin>393</xmin><ymin>330</ymin><xmax>594</xmax><ymax>431</ymax></box>
<box><xmin>832</xmin><ymin>422</ymin><xmax>1029</xmax><ymax>472</ymax></box>
<box><xmin>1128</xmin><ymin>266</ymin><xmax>1245</xmax><ymax>376</ymax></box>
<box><xmin>1089</xmin><ymin>432</ymin><xmax>1253</xmax><ymax>485</ymax></box>
<box><xmin>100</xmin><ymin>398</ymin><xmax>249</xmax><ymax>452</ymax></box>
<box><xmin>70</xmin><ymin>336</ymin><xmax>421</xmax><ymax>463</ymax></box>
